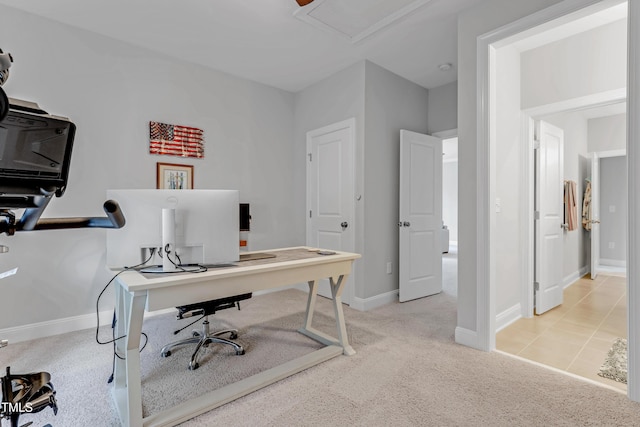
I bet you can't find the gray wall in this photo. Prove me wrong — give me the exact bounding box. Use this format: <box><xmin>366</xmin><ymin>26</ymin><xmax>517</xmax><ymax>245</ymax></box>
<box><xmin>0</xmin><ymin>6</ymin><xmax>298</xmax><ymax>330</ymax></box>
<box><xmin>293</xmin><ymin>62</ymin><xmax>366</xmax><ymax>298</ymax></box>
<box><xmin>599</xmin><ymin>156</ymin><xmax>627</xmax><ymax>263</ymax></box>
<box><xmin>294</xmin><ymin>60</ymin><xmax>429</xmax><ymax>302</ymax></box>
<box><xmin>427</xmin><ymin>81</ymin><xmax>457</xmax><ymax>134</ymax></box>
<box><xmin>363</xmin><ymin>61</ymin><xmax>429</xmax><ymax>299</ymax></box>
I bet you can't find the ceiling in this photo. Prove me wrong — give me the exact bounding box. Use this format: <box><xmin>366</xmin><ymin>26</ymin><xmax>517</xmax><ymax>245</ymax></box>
<box><xmin>0</xmin><ymin>0</ymin><xmax>484</xmax><ymax>93</ymax></box>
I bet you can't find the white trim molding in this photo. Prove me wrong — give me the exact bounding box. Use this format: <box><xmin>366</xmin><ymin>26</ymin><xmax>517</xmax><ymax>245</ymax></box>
<box><xmin>563</xmin><ymin>266</ymin><xmax>590</xmax><ymax>289</ymax></box>
<box><xmin>0</xmin><ymin>308</ymin><xmax>176</xmax><ymax>344</ymax></box>
<box><xmin>496</xmin><ymin>304</ymin><xmax>522</xmax><ymax>332</ymax></box>
<box><xmin>350</xmin><ymin>290</ymin><xmax>399</xmax><ymax>311</ymax></box>
<box><xmin>455</xmin><ymin>327</ymin><xmax>478</xmax><ymax>348</ymax></box>
<box><xmin>599</xmin><ymin>258</ymin><xmax>627</xmax><ymax>268</ymax></box>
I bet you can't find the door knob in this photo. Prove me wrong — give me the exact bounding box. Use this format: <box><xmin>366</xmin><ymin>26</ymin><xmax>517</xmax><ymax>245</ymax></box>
<box><xmin>591</xmin><ymin>219</ymin><xmax>601</xmax><ymax>224</ymax></box>
<box><xmin>403</xmin><ymin>221</ymin><xmax>410</xmax><ymax>227</ymax></box>
<box><xmin>341</xmin><ymin>221</ymin><xmax>348</xmax><ymax>230</ymax></box>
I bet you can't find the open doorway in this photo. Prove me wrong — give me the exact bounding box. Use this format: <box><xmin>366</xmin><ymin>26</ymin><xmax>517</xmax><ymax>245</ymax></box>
<box><xmin>497</xmin><ymin>103</ymin><xmax>628</xmax><ymax>391</ymax></box>
<box><xmin>442</xmin><ymin>135</ymin><xmax>458</xmax><ymax>297</ymax></box>
<box><xmin>473</xmin><ymin>0</ymin><xmax>631</xmax><ymax>391</ymax></box>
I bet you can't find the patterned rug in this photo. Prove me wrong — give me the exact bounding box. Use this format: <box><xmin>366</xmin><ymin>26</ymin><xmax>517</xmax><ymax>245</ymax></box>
<box><xmin>598</xmin><ymin>338</ymin><xmax>627</xmax><ymax>384</ymax></box>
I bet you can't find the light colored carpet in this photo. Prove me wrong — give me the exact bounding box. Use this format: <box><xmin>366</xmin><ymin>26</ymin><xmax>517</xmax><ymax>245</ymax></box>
<box><xmin>3</xmin><ymin>288</ymin><xmax>640</xmax><ymax>426</ymax></box>
<box><xmin>599</xmin><ymin>338</ymin><xmax>628</xmax><ymax>384</ymax></box>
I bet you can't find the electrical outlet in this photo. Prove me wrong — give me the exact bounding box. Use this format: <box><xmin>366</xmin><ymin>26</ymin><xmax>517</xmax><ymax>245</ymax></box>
<box><xmin>609</xmin><ymin>242</ymin><xmax>615</xmax><ymax>249</ymax></box>
<box><xmin>386</xmin><ymin>262</ymin><xmax>392</xmax><ymax>274</ymax></box>
<box><xmin>610</xmin><ymin>205</ymin><xmax>616</xmax><ymax>213</ymax></box>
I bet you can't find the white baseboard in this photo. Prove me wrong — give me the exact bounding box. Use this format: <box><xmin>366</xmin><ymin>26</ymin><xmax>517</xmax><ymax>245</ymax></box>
<box><xmin>455</xmin><ymin>326</ymin><xmax>479</xmax><ymax>349</ymax></box>
<box><xmin>350</xmin><ymin>290</ymin><xmax>398</xmax><ymax>311</ymax></box>
<box><xmin>600</xmin><ymin>258</ymin><xmax>626</xmax><ymax>268</ymax></box>
<box><xmin>563</xmin><ymin>265</ymin><xmax>589</xmax><ymax>289</ymax></box>
<box><xmin>0</xmin><ymin>308</ymin><xmax>176</xmax><ymax>344</ymax></box>
<box><xmin>496</xmin><ymin>303</ymin><xmax>521</xmax><ymax>332</ymax></box>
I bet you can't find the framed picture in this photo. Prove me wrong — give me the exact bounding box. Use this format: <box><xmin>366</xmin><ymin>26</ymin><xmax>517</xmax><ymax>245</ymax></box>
<box><xmin>156</xmin><ymin>162</ymin><xmax>194</xmax><ymax>189</ymax></box>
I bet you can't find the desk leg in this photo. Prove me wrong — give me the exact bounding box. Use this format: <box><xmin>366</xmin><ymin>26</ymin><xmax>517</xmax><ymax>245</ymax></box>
<box><xmin>299</xmin><ymin>276</ymin><xmax>355</xmax><ymax>356</ymax></box>
<box><xmin>302</xmin><ymin>280</ymin><xmax>318</xmax><ymax>331</ymax></box>
<box><xmin>329</xmin><ymin>276</ymin><xmax>356</xmax><ymax>356</ymax></box>
<box><xmin>113</xmin><ymin>285</ymin><xmax>146</xmax><ymax>427</ymax></box>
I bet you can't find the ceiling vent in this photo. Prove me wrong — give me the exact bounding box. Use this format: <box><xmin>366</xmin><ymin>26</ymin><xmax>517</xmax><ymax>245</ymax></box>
<box><xmin>294</xmin><ymin>0</ymin><xmax>434</xmax><ymax>43</ymax></box>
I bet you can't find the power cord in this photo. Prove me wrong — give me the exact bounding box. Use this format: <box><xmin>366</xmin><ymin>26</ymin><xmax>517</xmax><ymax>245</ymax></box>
<box><xmin>144</xmin><ymin>244</ymin><xmax>208</xmax><ymax>274</ymax></box>
<box><xmin>96</xmin><ymin>250</ymin><xmax>155</xmax><ymax>383</ymax></box>
<box><xmin>97</xmin><ymin>248</ymin><xmax>208</xmax><ymax>383</ymax></box>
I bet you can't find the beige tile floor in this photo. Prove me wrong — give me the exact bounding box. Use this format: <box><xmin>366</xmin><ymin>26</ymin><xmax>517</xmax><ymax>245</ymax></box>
<box><xmin>496</xmin><ymin>273</ymin><xmax>627</xmax><ymax>391</ymax></box>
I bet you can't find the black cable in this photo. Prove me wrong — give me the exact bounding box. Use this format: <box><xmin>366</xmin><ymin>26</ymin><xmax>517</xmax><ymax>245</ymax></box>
<box><xmin>96</xmin><ymin>250</ymin><xmax>154</xmax><ymax>384</ymax></box>
<box><xmin>95</xmin><ymin>249</ymin><xmax>155</xmax><ymax>345</ymax></box>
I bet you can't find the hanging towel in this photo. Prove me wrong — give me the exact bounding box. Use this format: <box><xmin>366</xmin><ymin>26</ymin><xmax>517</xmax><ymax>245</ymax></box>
<box><xmin>564</xmin><ymin>180</ymin><xmax>578</xmax><ymax>231</ymax></box>
<box><xmin>582</xmin><ymin>180</ymin><xmax>592</xmax><ymax>231</ymax></box>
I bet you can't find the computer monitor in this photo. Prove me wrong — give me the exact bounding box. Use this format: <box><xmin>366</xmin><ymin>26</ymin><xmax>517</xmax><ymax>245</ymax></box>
<box><xmin>106</xmin><ymin>189</ymin><xmax>239</xmax><ymax>270</ymax></box>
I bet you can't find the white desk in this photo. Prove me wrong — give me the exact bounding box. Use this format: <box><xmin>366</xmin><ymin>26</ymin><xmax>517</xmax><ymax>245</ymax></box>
<box><xmin>112</xmin><ymin>247</ymin><xmax>360</xmax><ymax>427</ymax></box>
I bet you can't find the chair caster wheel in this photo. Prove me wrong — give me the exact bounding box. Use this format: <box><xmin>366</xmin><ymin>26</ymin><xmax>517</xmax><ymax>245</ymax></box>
<box><xmin>229</xmin><ymin>332</ymin><xmax>238</xmax><ymax>339</ymax></box>
<box><xmin>192</xmin><ymin>331</ymin><xmax>200</xmax><ymax>337</ymax></box>
<box><xmin>236</xmin><ymin>349</ymin><xmax>245</xmax><ymax>356</ymax></box>
<box><xmin>189</xmin><ymin>363</ymin><xmax>199</xmax><ymax>370</ymax></box>
<box><xmin>162</xmin><ymin>351</ymin><xmax>171</xmax><ymax>357</ymax></box>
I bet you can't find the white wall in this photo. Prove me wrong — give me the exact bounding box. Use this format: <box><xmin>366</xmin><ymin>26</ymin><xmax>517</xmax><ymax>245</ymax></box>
<box><xmin>457</xmin><ymin>0</ymin><xmax>567</xmax><ymax>339</ymax></box>
<box><xmin>521</xmin><ymin>18</ymin><xmax>627</xmax><ymax>110</ymax></box>
<box><xmin>588</xmin><ymin>113</ymin><xmax>626</xmax><ymax>152</ymax></box>
<box><xmin>494</xmin><ymin>45</ymin><xmax>523</xmax><ymax>317</ymax></box>
<box><xmin>0</xmin><ymin>6</ymin><xmax>297</xmax><ymax>331</ymax></box>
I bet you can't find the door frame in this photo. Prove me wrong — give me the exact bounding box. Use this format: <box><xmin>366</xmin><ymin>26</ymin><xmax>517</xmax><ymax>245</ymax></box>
<box><xmin>475</xmin><ymin>0</ymin><xmax>640</xmax><ymax>400</ymax></box>
<box><xmin>305</xmin><ymin>117</ymin><xmax>356</xmax><ymax>306</ymax></box>
<box><xmin>520</xmin><ymin>96</ymin><xmax>627</xmax><ymax>317</ymax></box>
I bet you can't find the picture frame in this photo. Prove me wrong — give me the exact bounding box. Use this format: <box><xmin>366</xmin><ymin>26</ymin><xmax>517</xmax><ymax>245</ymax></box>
<box><xmin>156</xmin><ymin>162</ymin><xmax>194</xmax><ymax>189</ymax></box>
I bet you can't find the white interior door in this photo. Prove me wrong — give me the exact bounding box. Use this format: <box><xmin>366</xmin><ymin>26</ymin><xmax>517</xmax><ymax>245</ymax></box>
<box><xmin>535</xmin><ymin>121</ymin><xmax>564</xmax><ymax>315</ymax></box>
<box><xmin>399</xmin><ymin>130</ymin><xmax>442</xmax><ymax>302</ymax></box>
<box><xmin>306</xmin><ymin>118</ymin><xmax>355</xmax><ymax>304</ymax></box>
<box><xmin>590</xmin><ymin>152</ymin><xmax>600</xmax><ymax>279</ymax></box>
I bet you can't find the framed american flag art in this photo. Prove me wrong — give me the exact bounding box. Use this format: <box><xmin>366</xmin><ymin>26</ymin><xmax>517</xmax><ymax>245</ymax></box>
<box><xmin>156</xmin><ymin>162</ymin><xmax>194</xmax><ymax>190</ymax></box>
<box><xmin>149</xmin><ymin>121</ymin><xmax>204</xmax><ymax>158</ymax></box>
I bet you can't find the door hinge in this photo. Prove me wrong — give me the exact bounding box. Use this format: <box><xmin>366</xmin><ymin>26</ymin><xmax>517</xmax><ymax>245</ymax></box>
<box><xmin>533</xmin><ymin>139</ymin><xmax>540</xmax><ymax>150</ymax></box>
<box><xmin>534</xmin><ymin>282</ymin><xmax>540</xmax><ymax>292</ymax></box>
<box><xmin>308</xmin><ymin>153</ymin><xmax>312</xmax><ymax>161</ymax></box>
<box><xmin>309</xmin><ymin>210</ymin><xmax>312</xmax><ymax>218</ymax></box>
<box><xmin>534</xmin><ymin>211</ymin><xmax>540</xmax><ymax>220</ymax></box>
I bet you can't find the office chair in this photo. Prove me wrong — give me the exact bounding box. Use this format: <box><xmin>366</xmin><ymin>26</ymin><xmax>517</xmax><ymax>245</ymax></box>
<box><xmin>161</xmin><ymin>293</ymin><xmax>252</xmax><ymax>370</ymax></box>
